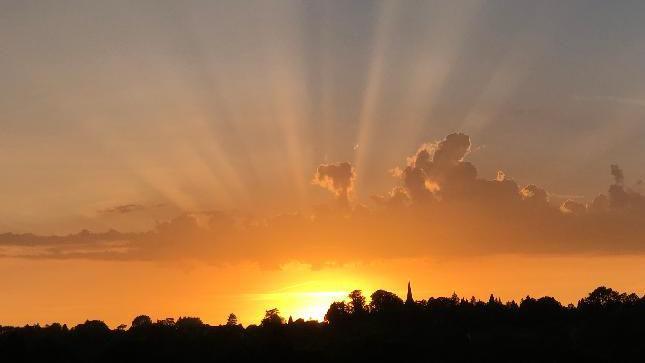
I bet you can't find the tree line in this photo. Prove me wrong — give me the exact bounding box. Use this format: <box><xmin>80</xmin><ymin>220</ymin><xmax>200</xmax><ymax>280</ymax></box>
<box><xmin>1</xmin><ymin>286</ymin><xmax>643</xmax><ymax>362</ymax></box>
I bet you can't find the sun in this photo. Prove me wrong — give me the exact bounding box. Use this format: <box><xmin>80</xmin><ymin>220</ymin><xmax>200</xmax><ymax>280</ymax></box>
<box><xmin>279</xmin><ymin>291</ymin><xmax>349</xmax><ymax>322</ymax></box>
<box><xmin>251</xmin><ymin>290</ymin><xmax>348</xmax><ymax>322</ymax></box>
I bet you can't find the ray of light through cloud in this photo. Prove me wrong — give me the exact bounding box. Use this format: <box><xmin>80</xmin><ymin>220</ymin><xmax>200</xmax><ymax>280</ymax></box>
<box><xmin>353</xmin><ymin>0</ymin><xmax>399</xmax><ymax>199</ymax></box>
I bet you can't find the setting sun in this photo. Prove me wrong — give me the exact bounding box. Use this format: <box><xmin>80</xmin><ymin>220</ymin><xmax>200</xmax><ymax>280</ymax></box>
<box><xmin>252</xmin><ymin>291</ymin><xmax>348</xmax><ymax>322</ymax></box>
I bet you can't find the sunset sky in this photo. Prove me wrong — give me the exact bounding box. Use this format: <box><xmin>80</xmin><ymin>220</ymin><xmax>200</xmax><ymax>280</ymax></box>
<box><xmin>1</xmin><ymin>0</ymin><xmax>644</xmax><ymax>327</ymax></box>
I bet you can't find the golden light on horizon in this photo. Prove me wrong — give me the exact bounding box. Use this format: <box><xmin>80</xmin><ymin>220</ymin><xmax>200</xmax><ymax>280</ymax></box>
<box><xmin>249</xmin><ymin>290</ymin><xmax>348</xmax><ymax>322</ymax></box>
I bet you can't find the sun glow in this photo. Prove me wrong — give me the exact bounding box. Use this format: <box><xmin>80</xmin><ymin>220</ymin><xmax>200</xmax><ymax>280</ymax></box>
<box><xmin>250</xmin><ymin>291</ymin><xmax>348</xmax><ymax>322</ymax></box>
<box><xmin>245</xmin><ymin>263</ymin><xmax>368</xmax><ymax>322</ymax></box>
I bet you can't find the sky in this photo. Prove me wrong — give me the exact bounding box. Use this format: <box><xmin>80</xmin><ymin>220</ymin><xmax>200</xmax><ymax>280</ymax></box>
<box><xmin>0</xmin><ymin>0</ymin><xmax>644</xmax><ymax>326</ymax></box>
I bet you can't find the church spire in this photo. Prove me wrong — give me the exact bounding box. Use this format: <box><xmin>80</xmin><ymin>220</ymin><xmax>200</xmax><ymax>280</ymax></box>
<box><xmin>406</xmin><ymin>281</ymin><xmax>414</xmax><ymax>305</ymax></box>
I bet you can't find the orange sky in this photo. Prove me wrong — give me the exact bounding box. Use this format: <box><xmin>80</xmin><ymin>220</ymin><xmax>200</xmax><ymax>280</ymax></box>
<box><xmin>1</xmin><ymin>255</ymin><xmax>643</xmax><ymax>327</ymax></box>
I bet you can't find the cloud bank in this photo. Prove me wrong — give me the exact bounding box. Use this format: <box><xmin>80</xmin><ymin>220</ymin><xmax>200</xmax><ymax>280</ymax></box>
<box><xmin>1</xmin><ymin>133</ymin><xmax>644</xmax><ymax>265</ymax></box>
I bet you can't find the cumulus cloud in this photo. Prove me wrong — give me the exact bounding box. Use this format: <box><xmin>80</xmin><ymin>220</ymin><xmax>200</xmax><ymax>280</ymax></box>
<box><xmin>396</xmin><ymin>133</ymin><xmax>485</xmax><ymax>203</ymax></box>
<box><xmin>313</xmin><ymin>162</ymin><xmax>356</xmax><ymax>206</ymax></box>
<box><xmin>372</xmin><ymin>186</ymin><xmax>410</xmax><ymax>209</ymax></box>
<box><xmin>2</xmin><ymin>133</ymin><xmax>645</xmax><ymax>265</ymax></box>
<box><xmin>605</xmin><ymin>165</ymin><xmax>645</xmax><ymax>212</ymax></box>
<box><xmin>432</xmin><ymin>132</ymin><xmax>472</xmax><ymax>166</ymax></box>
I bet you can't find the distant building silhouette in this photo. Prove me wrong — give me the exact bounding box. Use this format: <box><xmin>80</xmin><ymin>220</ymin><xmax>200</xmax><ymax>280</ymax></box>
<box><xmin>406</xmin><ymin>281</ymin><xmax>414</xmax><ymax>305</ymax></box>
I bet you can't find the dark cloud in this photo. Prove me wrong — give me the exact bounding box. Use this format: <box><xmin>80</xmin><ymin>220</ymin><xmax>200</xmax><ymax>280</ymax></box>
<box><xmin>400</xmin><ymin>133</ymin><xmax>478</xmax><ymax>202</ymax></box>
<box><xmin>0</xmin><ymin>229</ymin><xmax>139</xmax><ymax>260</ymax></box>
<box><xmin>401</xmin><ymin>163</ymin><xmax>432</xmax><ymax>202</ymax></box>
<box><xmin>611</xmin><ymin>164</ymin><xmax>624</xmax><ymax>185</ymax></box>
<box><xmin>313</xmin><ymin>162</ymin><xmax>356</xmax><ymax>206</ymax></box>
<box><xmin>100</xmin><ymin>204</ymin><xmax>153</xmax><ymax>215</ymax></box>
<box><xmin>432</xmin><ymin>132</ymin><xmax>472</xmax><ymax>166</ymax></box>
<box><xmin>601</xmin><ymin>165</ymin><xmax>645</xmax><ymax>212</ymax></box>
<box><xmin>0</xmin><ymin>229</ymin><xmax>134</xmax><ymax>246</ymax></box>
<box><xmin>372</xmin><ymin>186</ymin><xmax>410</xmax><ymax>209</ymax></box>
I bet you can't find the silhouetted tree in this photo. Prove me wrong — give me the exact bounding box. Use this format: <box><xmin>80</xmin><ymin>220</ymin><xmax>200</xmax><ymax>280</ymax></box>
<box><xmin>519</xmin><ymin>296</ymin><xmax>562</xmax><ymax>323</ymax></box>
<box><xmin>579</xmin><ymin>286</ymin><xmax>622</xmax><ymax>309</ymax></box>
<box><xmin>176</xmin><ymin>316</ymin><xmax>203</xmax><ymax>329</ymax></box>
<box><xmin>623</xmin><ymin>293</ymin><xmax>641</xmax><ymax>305</ymax></box>
<box><xmin>226</xmin><ymin>313</ymin><xmax>238</xmax><ymax>326</ymax></box>
<box><xmin>505</xmin><ymin>300</ymin><xmax>519</xmax><ymax>310</ymax></box>
<box><xmin>427</xmin><ymin>296</ymin><xmax>457</xmax><ymax>310</ymax></box>
<box><xmin>488</xmin><ymin>294</ymin><xmax>496</xmax><ymax>305</ymax></box>
<box><xmin>369</xmin><ymin>290</ymin><xmax>403</xmax><ymax>314</ymax></box>
<box><xmin>71</xmin><ymin>320</ymin><xmax>110</xmax><ymax>339</ymax></box>
<box><xmin>156</xmin><ymin>317</ymin><xmax>175</xmax><ymax>327</ymax></box>
<box><xmin>324</xmin><ymin>301</ymin><xmax>350</xmax><ymax>325</ymax></box>
<box><xmin>348</xmin><ymin>290</ymin><xmax>366</xmax><ymax>315</ymax></box>
<box><xmin>131</xmin><ymin>315</ymin><xmax>152</xmax><ymax>328</ymax></box>
<box><xmin>45</xmin><ymin>322</ymin><xmax>65</xmax><ymax>333</ymax></box>
<box><xmin>261</xmin><ymin>308</ymin><xmax>284</xmax><ymax>327</ymax></box>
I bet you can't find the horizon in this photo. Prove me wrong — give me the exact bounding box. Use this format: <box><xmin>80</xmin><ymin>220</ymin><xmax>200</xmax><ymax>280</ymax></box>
<box><xmin>3</xmin><ymin>282</ymin><xmax>640</xmax><ymax>329</ymax></box>
<box><xmin>4</xmin><ymin>255</ymin><xmax>644</xmax><ymax>328</ymax></box>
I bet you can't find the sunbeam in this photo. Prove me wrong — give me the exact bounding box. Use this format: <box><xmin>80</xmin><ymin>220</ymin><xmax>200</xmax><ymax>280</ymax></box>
<box><xmin>353</xmin><ymin>0</ymin><xmax>399</xmax><ymax>198</ymax></box>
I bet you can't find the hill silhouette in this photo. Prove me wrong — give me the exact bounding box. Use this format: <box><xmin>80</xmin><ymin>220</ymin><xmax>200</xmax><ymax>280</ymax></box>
<box><xmin>1</xmin><ymin>285</ymin><xmax>643</xmax><ymax>362</ymax></box>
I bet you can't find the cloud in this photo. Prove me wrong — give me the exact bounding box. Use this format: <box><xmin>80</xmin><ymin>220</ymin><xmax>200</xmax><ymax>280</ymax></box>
<box><xmin>372</xmin><ymin>187</ymin><xmax>410</xmax><ymax>209</ymax></box>
<box><xmin>313</xmin><ymin>162</ymin><xmax>356</xmax><ymax>206</ymax></box>
<box><xmin>0</xmin><ymin>229</ymin><xmax>139</xmax><ymax>259</ymax></box>
<box><xmin>2</xmin><ymin>133</ymin><xmax>645</xmax><ymax>265</ymax></box>
<box><xmin>99</xmin><ymin>203</ymin><xmax>165</xmax><ymax>215</ymax></box>
<box><xmin>606</xmin><ymin>165</ymin><xmax>645</xmax><ymax>212</ymax></box>
<box><xmin>611</xmin><ymin>164</ymin><xmax>624</xmax><ymax>186</ymax></box>
<box><xmin>0</xmin><ymin>229</ymin><xmax>134</xmax><ymax>246</ymax></box>
<box><xmin>560</xmin><ymin>200</ymin><xmax>586</xmax><ymax>215</ymax></box>
<box><xmin>397</xmin><ymin>133</ymin><xmax>481</xmax><ymax>203</ymax></box>
<box><xmin>520</xmin><ymin>184</ymin><xmax>548</xmax><ymax>206</ymax></box>
<box><xmin>432</xmin><ymin>132</ymin><xmax>472</xmax><ymax>166</ymax></box>
<box><xmin>100</xmin><ymin>204</ymin><xmax>147</xmax><ymax>215</ymax></box>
